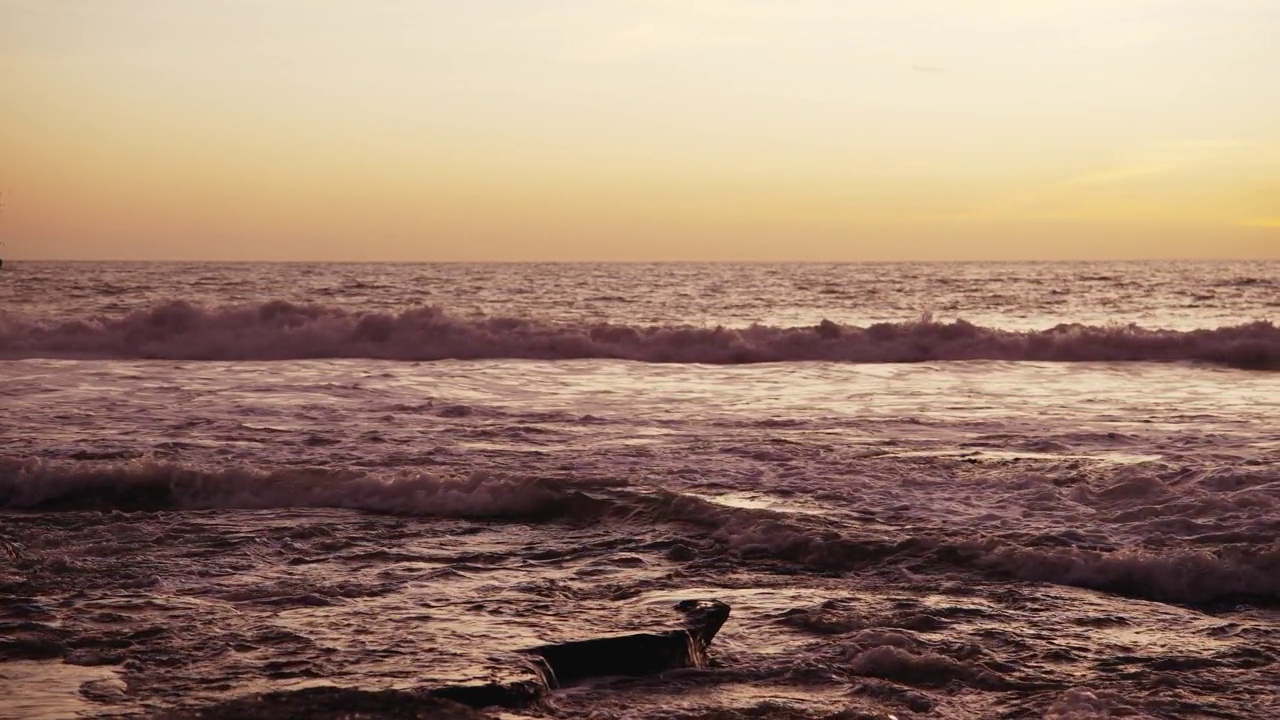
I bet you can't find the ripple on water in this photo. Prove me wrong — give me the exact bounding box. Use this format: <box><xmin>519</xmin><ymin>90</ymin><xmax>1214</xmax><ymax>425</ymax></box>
<box><xmin>0</xmin><ymin>661</ymin><xmax>126</xmax><ymax>720</ymax></box>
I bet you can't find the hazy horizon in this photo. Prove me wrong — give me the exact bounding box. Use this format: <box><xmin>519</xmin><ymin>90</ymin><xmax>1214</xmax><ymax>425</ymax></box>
<box><xmin>3</xmin><ymin>1</ymin><xmax>1277</xmax><ymax>262</ymax></box>
<box><xmin>4</xmin><ymin>256</ymin><xmax>1279</xmax><ymax>265</ymax></box>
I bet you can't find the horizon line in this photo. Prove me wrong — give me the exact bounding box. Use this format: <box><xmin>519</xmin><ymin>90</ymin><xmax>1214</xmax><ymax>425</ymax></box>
<box><xmin>2</xmin><ymin>257</ymin><xmax>1277</xmax><ymax>265</ymax></box>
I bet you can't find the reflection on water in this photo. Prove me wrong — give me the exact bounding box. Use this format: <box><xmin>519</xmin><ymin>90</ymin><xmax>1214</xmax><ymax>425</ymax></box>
<box><xmin>0</xmin><ymin>662</ymin><xmax>124</xmax><ymax>720</ymax></box>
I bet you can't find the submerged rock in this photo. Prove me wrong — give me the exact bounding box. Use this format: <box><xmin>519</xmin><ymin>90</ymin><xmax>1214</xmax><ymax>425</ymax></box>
<box><xmin>157</xmin><ymin>599</ymin><xmax>732</xmax><ymax>717</ymax></box>
<box><xmin>524</xmin><ymin>598</ymin><xmax>731</xmax><ymax>687</ymax></box>
<box><xmin>427</xmin><ymin>598</ymin><xmax>732</xmax><ymax>706</ymax></box>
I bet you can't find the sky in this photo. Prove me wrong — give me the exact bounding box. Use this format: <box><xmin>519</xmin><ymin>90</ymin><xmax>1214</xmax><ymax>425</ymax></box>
<box><xmin>1</xmin><ymin>0</ymin><xmax>1277</xmax><ymax>261</ymax></box>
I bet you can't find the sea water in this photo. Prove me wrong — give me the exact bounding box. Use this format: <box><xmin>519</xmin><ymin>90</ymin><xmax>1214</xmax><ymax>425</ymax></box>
<box><xmin>1</xmin><ymin>260</ymin><xmax>1277</xmax><ymax>718</ymax></box>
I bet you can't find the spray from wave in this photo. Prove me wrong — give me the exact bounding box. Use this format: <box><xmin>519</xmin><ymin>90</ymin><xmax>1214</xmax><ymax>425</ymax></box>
<box><xmin>0</xmin><ymin>300</ymin><xmax>1275</xmax><ymax>367</ymax></box>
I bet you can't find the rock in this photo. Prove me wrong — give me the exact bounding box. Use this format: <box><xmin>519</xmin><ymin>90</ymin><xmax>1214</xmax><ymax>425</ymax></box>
<box><xmin>155</xmin><ymin>599</ymin><xmax>732</xmax><ymax>715</ymax></box>
<box><xmin>524</xmin><ymin>599</ymin><xmax>731</xmax><ymax>687</ymax></box>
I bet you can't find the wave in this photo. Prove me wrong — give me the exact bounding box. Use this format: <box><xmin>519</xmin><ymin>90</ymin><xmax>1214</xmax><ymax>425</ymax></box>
<box><xmin>0</xmin><ymin>459</ymin><xmax>604</xmax><ymax>520</ymax></box>
<box><xmin>601</xmin><ymin>491</ymin><xmax>1280</xmax><ymax>606</ymax></box>
<box><xmin>1</xmin><ymin>300</ymin><xmax>1276</xmax><ymax>367</ymax></box>
<box><xmin>4</xmin><ymin>459</ymin><xmax>1276</xmax><ymax>605</ymax></box>
<box><xmin>969</xmin><ymin>540</ymin><xmax>1280</xmax><ymax>607</ymax></box>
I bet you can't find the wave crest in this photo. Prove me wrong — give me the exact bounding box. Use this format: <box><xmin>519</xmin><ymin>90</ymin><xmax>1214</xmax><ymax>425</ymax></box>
<box><xmin>4</xmin><ymin>460</ymin><xmax>1276</xmax><ymax>605</ymax></box>
<box><xmin>1</xmin><ymin>300</ymin><xmax>1276</xmax><ymax>367</ymax></box>
<box><xmin>0</xmin><ymin>459</ymin><xmax>592</xmax><ymax>520</ymax></box>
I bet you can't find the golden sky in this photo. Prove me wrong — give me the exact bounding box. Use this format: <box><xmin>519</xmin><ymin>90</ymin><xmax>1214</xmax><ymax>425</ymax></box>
<box><xmin>2</xmin><ymin>0</ymin><xmax>1277</xmax><ymax>261</ymax></box>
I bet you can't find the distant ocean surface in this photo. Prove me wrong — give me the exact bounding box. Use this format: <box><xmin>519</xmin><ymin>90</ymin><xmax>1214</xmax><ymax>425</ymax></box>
<box><xmin>2</xmin><ymin>260</ymin><xmax>1278</xmax><ymax>719</ymax></box>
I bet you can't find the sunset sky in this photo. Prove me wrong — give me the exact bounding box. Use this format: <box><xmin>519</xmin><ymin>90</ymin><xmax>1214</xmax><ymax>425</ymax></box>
<box><xmin>2</xmin><ymin>0</ymin><xmax>1277</xmax><ymax>261</ymax></box>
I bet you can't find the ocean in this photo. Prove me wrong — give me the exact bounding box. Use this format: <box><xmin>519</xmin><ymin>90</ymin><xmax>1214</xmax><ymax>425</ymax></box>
<box><xmin>1</xmin><ymin>260</ymin><xmax>1277</xmax><ymax>719</ymax></box>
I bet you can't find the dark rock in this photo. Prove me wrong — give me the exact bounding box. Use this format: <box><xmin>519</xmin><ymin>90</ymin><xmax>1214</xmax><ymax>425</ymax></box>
<box><xmin>524</xmin><ymin>599</ymin><xmax>730</xmax><ymax>687</ymax></box>
<box><xmin>153</xmin><ymin>599</ymin><xmax>732</xmax><ymax>715</ymax></box>
<box><xmin>414</xmin><ymin>599</ymin><xmax>731</xmax><ymax>708</ymax></box>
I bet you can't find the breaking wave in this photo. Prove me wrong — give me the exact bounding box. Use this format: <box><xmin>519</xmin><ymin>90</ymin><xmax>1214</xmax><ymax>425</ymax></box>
<box><xmin>0</xmin><ymin>459</ymin><xmax>602</xmax><ymax>520</ymax></box>
<box><xmin>6</xmin><ymin>459</ymin><xmax>1273</xmax><ymax>606</ymax></box>
<box><xmin>1</xmin><ymin>300</ymin><xmax>1276</xmax><ymax>367</ymax></box>
<box><xmin>622</xmin><ymin>492</ymin><xmax>1280</xmax><ymax>605</ymax></box>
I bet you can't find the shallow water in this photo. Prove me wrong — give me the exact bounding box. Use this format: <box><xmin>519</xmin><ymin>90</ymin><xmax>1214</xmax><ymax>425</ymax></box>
<box><xmin>2</xmin><ymin>261</ymin><xmax>1278</xmax><ymax>719</ymax></box>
